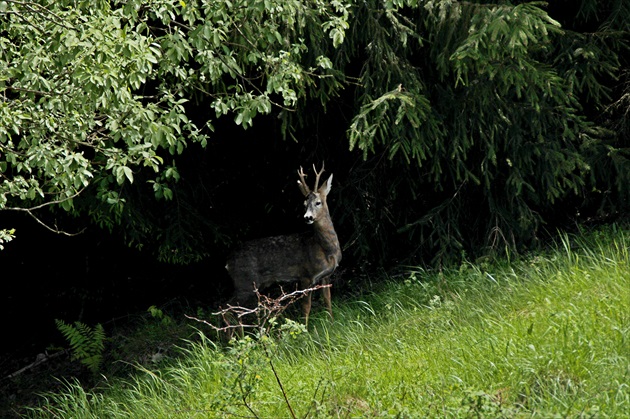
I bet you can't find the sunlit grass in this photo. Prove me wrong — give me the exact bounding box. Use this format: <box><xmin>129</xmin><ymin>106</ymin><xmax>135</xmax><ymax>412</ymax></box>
<box><xmin>28</xmin><ymin>226</ymin><xmax>629</xmax><ymax>418</ymax></box>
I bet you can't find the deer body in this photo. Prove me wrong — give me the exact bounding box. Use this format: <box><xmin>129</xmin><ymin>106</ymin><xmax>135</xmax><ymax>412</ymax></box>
<box><xmin>226</xmin><ymin>164</ymin><xmax>341</xmax><ymax>323</ymax></box>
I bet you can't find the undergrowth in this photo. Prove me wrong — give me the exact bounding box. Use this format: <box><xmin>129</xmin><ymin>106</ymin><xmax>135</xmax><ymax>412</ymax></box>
<box><xmin>26</xmin><ymin>226</ymin><xmax>629</xmax><ymax>418</ymax></box>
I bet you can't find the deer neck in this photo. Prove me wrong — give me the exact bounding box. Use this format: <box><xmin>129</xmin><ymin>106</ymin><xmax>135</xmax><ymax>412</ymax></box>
<box><xmin>313</xmin><ymin>209</ymin><xmax>340</xmax><ymax>259</ymax></box>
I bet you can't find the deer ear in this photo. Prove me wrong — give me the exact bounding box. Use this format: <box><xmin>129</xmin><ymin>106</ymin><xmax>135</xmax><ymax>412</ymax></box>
<box><xmin>320</xmin><ymin>174</ymin><xmax>333</xmax><ymax>196</ymax></box>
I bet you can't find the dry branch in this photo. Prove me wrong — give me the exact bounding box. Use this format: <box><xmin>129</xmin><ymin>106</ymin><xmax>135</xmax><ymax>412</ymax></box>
<box><xmin>186</xmin><ymin>285</ymin><xmax>331</xmax><ymax>333</ymax></box>
<box><xmin>5</xmin><ymin>350</ymin><xmax>69</xmax><ymax>379</ymax></box>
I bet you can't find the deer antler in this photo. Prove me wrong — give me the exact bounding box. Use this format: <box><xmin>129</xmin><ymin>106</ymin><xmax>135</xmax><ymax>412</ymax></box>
<box><xmin>298</xmin><ymin>163</ymin><xmax>326</xmax><ymax>195</ymax></box>
<box><xmin>312</xmin><ymin>162</ymin><xmax>325</xmax><ymax>191</ymax></box>
<box><xmin>297</xmin><ymin>166</ymin><xmax>310</xmax><ymax>196</ymax></box>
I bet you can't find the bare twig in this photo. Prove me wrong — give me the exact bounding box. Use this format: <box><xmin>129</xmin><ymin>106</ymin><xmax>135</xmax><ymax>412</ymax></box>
<box><xmin>6</xmin><ymin>0</ymin><xmax>76</xmax><ymax>31</ymax></box>
<box><xmin>239</xmin><ymin>378</ymin><xmax>260</xmax><ymax>419</ymax></box>
<box><xmin>262</xmin><ymin>342</ymin><xmax>297</xmax><ymax>419</ymax></box>
<box><xmin>185</xmin><ymin>285</ymin><xmax>331</xmax><ymax>332</ymax></box>
<box><xmin>5</xmin><ymin>350</ymin><xmax>69</xmax><ymax>379</ymax></box>
<box><xmin>4</xmin><ymin>188</ymin><xmax>85</xmax><ymax>213</ymax></box>
<box><xmin>3</xmin><ymin>188</ymin><xmax>87</xmax><ymax>236</ymax></box>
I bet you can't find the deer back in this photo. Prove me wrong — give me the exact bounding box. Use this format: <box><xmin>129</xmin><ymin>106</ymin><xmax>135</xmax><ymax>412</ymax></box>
<box><xmin>226</xmin><ymin>232</ymin><xmax>332</xmax><ymax>291</ymax></box>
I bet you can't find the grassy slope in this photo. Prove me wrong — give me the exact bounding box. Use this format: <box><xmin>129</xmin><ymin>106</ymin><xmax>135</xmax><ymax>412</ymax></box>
<box><xmin>30</xmin><ymin>227</ymin><xmax>629</xmax><ymax>418</ymax></box>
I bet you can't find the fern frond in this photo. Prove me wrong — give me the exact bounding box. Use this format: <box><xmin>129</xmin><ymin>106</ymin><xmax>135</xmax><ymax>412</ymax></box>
<box><xmin>55</xmin><ymin>319</ymin><xmax>106</xmax><ymax>374</ymax></box>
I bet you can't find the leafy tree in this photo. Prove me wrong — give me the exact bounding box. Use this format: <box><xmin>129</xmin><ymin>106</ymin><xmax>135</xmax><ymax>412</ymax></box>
<box><xmin>0</xmin><ymin>0</ymin><xmax>349</xmax><ymax>260</ymax></box>
<box><xmin>1</xmin><ymin>0</ymin><xmax>627</xmax><ymax>268</ymax></box>
<box><xmin>331</xmin><ymin>0</ymin><xmax>629</xmax><ymax>264</ymax></box>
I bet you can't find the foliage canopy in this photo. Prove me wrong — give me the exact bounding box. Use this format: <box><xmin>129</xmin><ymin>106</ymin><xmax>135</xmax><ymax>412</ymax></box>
<box><xmin>1</xmin><ymin>0</ymin><xmax>628</xmax><ymax>265</ymax></box>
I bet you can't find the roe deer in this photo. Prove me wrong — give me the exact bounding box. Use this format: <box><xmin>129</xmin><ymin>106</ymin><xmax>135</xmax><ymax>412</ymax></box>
<box><xmin>225</xmin><ymin>163</ymin><xmax>341</xmax><ymax>324</ymax></box>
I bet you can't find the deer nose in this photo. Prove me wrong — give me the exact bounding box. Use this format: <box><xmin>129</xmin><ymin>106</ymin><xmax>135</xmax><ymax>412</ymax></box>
<box><xmin>304</xmin><ymin>214</ymin><xmax>314</xmax><ymax>224</ymax></box>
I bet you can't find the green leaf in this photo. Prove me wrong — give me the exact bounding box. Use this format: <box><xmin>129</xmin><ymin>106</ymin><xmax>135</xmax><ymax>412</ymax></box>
<box><xmin>115</xmin><ymin>166</ymin><xmax>134</xmax><ymax>185</ymax></box>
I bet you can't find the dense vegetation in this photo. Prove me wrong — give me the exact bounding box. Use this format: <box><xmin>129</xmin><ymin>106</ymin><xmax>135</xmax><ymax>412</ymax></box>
<box><xmin>1</xmin><ymin>1</ymin><xmax>628</xmax><ymax>415</ymax></box>
<box><xmin>21</xmin><ymin>226</ymin><xmax>629</xmax><ymax>417</ymax></box>
<box><xmin>2</xmin><ymin>0</ymin><xmax>628</xmax><ymax>267</ymax></box>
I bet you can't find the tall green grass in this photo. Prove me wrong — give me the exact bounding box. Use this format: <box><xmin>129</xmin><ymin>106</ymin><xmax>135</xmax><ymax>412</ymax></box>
<box><xmin>28</xmin><ymin>227</ymin><xmax>629</xmax><ymax>418</ymax></box>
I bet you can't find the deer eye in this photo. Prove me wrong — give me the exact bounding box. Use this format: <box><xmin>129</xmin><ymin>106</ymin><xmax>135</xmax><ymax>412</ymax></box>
<box><xmin>316</xmin><ymin>201</ymin><xmax>322</xmax><ymax>206</ymax></box>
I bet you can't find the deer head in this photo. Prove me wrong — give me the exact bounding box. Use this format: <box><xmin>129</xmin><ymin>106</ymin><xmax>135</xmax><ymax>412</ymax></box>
<box><xmin>297</xmin><ymin>163</ymin><xmax>333</xmax><ymax>225</ymax></box>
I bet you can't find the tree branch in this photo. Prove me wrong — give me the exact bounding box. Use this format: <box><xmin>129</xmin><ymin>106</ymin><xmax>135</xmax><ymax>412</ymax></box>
<box><xmin>6</xmin><ymin>0</ymin><xmax>76</xmax><ymax>31</ymax></box>
<box><xmin>6</xmin><ymin>350</ymin><xmax>69</xmax><ymax>379</ymax></box>
<box><xmin>3</xmin><ymin>188</ymin><xmax>87</xmax><ymax>236</ymax></box>
<box><xmin>185</xmin><ymin>285</ymin><xmax>331</xmax><ymax>332</ymax></box>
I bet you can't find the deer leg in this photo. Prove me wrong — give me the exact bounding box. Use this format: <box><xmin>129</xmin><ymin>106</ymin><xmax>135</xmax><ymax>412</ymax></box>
<box><xmin>321</xmin><ymin>277</ymin><xmax>333</xmax><ymax>321</ymax></box>
<box><xmin>233</xmin><ymin>279</ymin><xmax>258</xmax><ymax>307</ymax></box>
<box><xmin>300</xmin><ymin>278</ymin><xmax>313</xmax><ymax>326</ymax></box>
<box><xmin>302</xmin><ymin>291</ymin><xmax>312</xmax><ymax>327</ymax></box>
